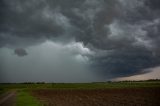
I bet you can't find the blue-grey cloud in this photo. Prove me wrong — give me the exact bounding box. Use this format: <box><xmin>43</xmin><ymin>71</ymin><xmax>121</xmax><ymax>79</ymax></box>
<box><xmin>0</xmin><ymin>0</ymin><xmax>160</xmax><ymax>81</ymax></box>
<box><xmin>14</xmin><ymin>48</ymin><xmax>28</xmax><ymax>57</ymax></box>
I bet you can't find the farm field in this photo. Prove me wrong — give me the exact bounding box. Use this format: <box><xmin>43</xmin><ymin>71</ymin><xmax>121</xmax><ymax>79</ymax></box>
<box><xmin>0</xmin><ymin>81</ymin><xmax>160</xmax><ymax>106</ymax></box>
<box><xmin>32</xmin><ymin>88</ymin><xmax>160</xmax><ymax>106</ymax></box>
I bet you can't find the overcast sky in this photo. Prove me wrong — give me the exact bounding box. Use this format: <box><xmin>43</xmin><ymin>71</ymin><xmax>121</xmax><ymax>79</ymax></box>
<box><xmin>0</xmin><ymin>0</ymin><xmax>160</xmax><ymax>83</ymax></box>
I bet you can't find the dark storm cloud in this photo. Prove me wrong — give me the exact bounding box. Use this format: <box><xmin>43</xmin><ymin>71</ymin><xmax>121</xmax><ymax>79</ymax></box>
<box><xmin>145</xmin><ymin>0</ymin><xmax>160</xmax><ymax>10</ymax></box>
<box><xmin>1</xmin><ymin>0</ymin><xmax>160</xmax><ymax>79</ymax></box>
<box><xmin>14</xmin><ymin>48</ymin><xmax>28</xmax><ymax>57</ymax></box>
<box><xmin>91</xmin><ymin>48</ymin><xmax>160</xmax><ymax>78</ymax></box>
<box><xmin>89</xmin><ymin>0</ymin><xmax>160</xmax><ymax>78</ymax></box>
<box><xmin>0</xmin><ymin>0</ymin><xmax>119</xmax><ymax>47</ymax></box>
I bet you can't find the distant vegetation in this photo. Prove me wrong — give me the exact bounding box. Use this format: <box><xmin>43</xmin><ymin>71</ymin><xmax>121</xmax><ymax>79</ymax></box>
<box><xmin>0</xmin><ymin>80</ymin><xmax>160</xmax><ymax>90</ymax></box>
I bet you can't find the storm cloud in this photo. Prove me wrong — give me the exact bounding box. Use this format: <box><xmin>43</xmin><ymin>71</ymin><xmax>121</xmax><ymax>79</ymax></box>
<box><xmin>0</xmin><ymin>0</ymin><xmax>160</xmax><ymax>82</ymax></box>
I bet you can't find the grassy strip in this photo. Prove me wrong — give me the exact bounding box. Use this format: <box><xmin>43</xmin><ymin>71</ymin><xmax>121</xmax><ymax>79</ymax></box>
<box><xmin>16</xmin><ymin>89</ymin><xmax>42</xmax><ymax>106</ymax></box>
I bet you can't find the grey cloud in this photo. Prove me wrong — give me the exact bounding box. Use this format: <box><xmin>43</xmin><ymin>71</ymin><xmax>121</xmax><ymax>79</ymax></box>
<box><xmin>1</xmin><ymin>0</ymin><xmax>160</xmax><ymax>81</ymax></box>
<box><xmin>91</xmin><ymin>48</ymin><xmax>160</xmax><ymax>78</ymax></box>
<box><xmin>88</xmin><ymin>0</ymin><xmax>160</xmax><ymax>78</ymax></box>
<box><xmin>14</xmin><ymin>48</ymin><xmax>28</xmax><ymax>57</ymax></box>
<box><xmin>0</xmin><ymin>0</ymin><xmax>120</xmax><ymax>47</ymax></box>
<box><xmin>145</xmin><ymin>0</ymin><xmax>160</xmax><ymax>10</ymax></box>
<box><xmin>0</xmin><ymin>0</ymin><xmax>64</xmax><ymax>39</ymax></box>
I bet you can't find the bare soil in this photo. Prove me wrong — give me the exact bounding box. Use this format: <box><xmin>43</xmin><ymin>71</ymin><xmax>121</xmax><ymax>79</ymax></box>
<box><xmin>0</xmin><ymin>91</ymin><xmax>16</xmax><ymax>106</ymax></box>
<box><xmin>32</xmin><ymin>88</ymin><xmax>160</xmax><ymax>106</ymax></box>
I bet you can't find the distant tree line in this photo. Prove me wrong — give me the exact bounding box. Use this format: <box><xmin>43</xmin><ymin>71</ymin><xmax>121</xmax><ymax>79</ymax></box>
<box><xmin>0</xmin><ymin>79</ymin><xmax>160</xmax><ymax>84</ymax></box>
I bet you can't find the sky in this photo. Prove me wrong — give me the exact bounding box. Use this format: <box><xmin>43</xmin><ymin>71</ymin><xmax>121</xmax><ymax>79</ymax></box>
<box><xmin>0</xmin><ymin>0</ymin><xmax>160</xmax><ymax>83</ymax></box>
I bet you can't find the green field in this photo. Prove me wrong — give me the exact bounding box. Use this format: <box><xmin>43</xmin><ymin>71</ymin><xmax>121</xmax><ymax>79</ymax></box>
<box><xmin>0</xmin><ymin>81</ymin><xmax>160</xmax><ymax>106</ymax></box>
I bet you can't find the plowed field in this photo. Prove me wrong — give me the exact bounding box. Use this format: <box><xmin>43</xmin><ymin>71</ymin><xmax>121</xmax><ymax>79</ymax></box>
<box><xmin>32</xmin><ymin>88</ymin><xmax>160</xmax><ymax>106</ymax></box>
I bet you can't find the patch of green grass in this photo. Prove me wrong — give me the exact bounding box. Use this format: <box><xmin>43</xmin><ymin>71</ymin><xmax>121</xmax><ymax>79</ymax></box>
<box><xmin>16</xmin><ymin>89</ymin><xmax>42</xmax><ymax>106</ymax></box>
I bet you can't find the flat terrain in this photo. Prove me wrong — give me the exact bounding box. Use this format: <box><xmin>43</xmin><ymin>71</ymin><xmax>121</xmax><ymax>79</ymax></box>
<box><xmin>32</xmin><ymin>88</ymin><xmax>160</xmax><ymax>106</ymax></box>
<box><xmin>0</xmin><ymin>81</ymin><xmax>160</xmax><ymax>106</ymax></box>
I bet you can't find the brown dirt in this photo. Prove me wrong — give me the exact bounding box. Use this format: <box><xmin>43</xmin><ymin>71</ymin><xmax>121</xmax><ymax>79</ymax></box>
<box><xmin>32</xmin><ymin>88</ymin><xmax>160</xmax><ymax>106</ymax></box>
<box><xmin>0</xmin><ymin>91</ymin><xmax>17</xmax><ymax>106</ymax></box>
